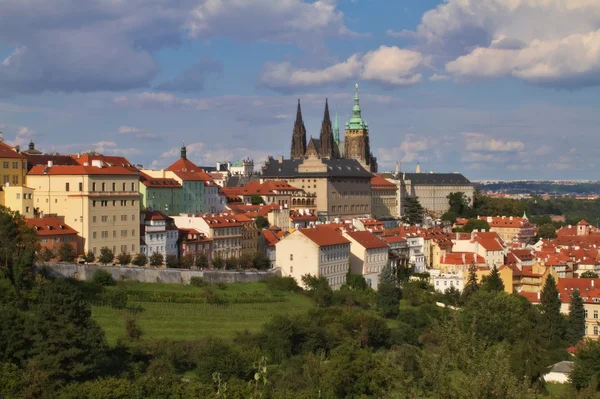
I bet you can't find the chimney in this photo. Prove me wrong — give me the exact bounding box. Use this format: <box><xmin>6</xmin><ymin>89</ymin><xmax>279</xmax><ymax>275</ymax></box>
<box><xmin>277</xmin><ymin>156</ymin><xmax>283</xmax><ymax>164</ymax></box>
<box><xmin>91</xmin><ymin>159</ymin><xmax>102</xmax><ymax>168</ymax></box>
<box><xmin>592</xmin><ymin>280</ymin><xmax>595</xmax><ymax>288</ymax></box>
<box><xmin>462</xmin><ymin>253</ymin><xmax>466</xmax><ymax>264</ymax></box>
<box><xmin>509</xmin><ymin>216</ymin><xmax>513</xmax><ymax>221</ymax></box>
<box><xmin>47</xmin><ymin>160</ymin><xmax>53</xmax><ymax>168</ymax></box>
<box><xmin>487</xmin><ymin>216</ymin><xmax>492</xmax><ymax>223</ymax></box>
<box><xmin>537</xmin><ymin>291</ymin><xmax>540</xmax><ymax>300</ymax></box>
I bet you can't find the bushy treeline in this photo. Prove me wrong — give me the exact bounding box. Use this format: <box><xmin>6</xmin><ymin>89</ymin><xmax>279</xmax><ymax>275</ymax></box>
<box><xmin>2</xmin><ymin>206</ymin><xmax>600</xmax><ymax>398</ymax></box>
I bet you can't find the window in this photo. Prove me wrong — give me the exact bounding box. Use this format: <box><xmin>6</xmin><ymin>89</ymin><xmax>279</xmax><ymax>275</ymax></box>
<box><xmin>92</xmin><ymin>200</ymin><xmax>96</xmax><ymax>207</ymax></box>
<box><xmin>93</xmin><ymin>247</ymin><xmax>97</xmax><ymax>254</ymax></box>
<box><xmin>16</xmin><ymin>193</ymin><xmax>20</xmax><ymax>199</ymax></box>
<box><xmin>65</xmin><ymin>183</ymin><xmax>70</xmax><ymax>192</ymax></box>
<box><xmin>132</xmin><ymin>229</ymin><xmax>135</xmax><ymax>237</ymax></box>
<box><xmin>595</xmin><ymin>326</ymin><xmax>599</xmax><ymax>336</ymax></box>
<box><xmin>93</xmin><ymin>232</ymin><xmax>97</xmax><ymax>239</ymax></box>
<box><xmin>92</xmin><ymin>182</ymin><xmax>97</xmax><ymax>191</ymax></box>
<box><xmin>26</xmin><ymin>206</ymin><xmax>30</xmax><ymax>213</ymax></box>
<box><xmin>290</xmin><ymin>266</ymin><xmax>293</xmax><ymax>273</ymax></box>
<box><xmin>585</xmin><ymin>309</ymin><xmax>589</xmax><ymax>319</ymax></box>
<box><xmin>101</xmin><ymin>231</ymin><xmax>108</xmax><ymax>238</ymax></box>
<box><xmin>121</xmin><ymin>230</ymin><xmax>127</xmax><ymax>237</ymax></box>
<box><xmin>101</xmin><ymin>183</ymin><xmax>106</xmax><ymax>191</ymax></box>
<box><xmin>12</xmin><ymin>176</ymin><xmax>18</xmax><ymax>185</ymax></box>
<box><xmin>131</xmin><ymin>182</ymin><xmax>135</xmax><ymax>191</ymax></box>
<box><xmin>101</xmin><ymin>216</ymin><xmax>108</xmax><ymax>223</ymax></box>
<box><xmin>79</xmin><ymin>182</ymin><xmax>83</xmax><ymax>191</ymax></box>
<box><xmin>112</xmin><ymin>183</ymin><xmax>116</xmax><ymax>191</ymax></box>
<box><xmin>290</xmin><ymin>254</ymin><xmax>293</xmax><ymax>261</ymax></box>
<box><xmin>121</xmin><ymin>245</ymin><xmax>127</xmax><ymax>253</ymax></box>
<box><xmin>121</xmin><ymin>215</ymin><xmax>127</xmax><ymax>222</ymax></box>
<box><xmin>595</xmin><ymin>310</ymin><xmax>598</xmax><ymax>320</ymax></box>
<box><xmin>113</xmin><ymin>231</ymin><xmax>116</xmax><ymax>238</ymax></box>
<box><xmin>123</xmin><ymin>183</ymin><xmax>126</xmax><ymax>191</ymax></box>
<box><xmin>12</xmin><ymin>162</ymin><xmax>18</xmax><ymax>169</ymax></box>
<box><xmin>132</xmin><ymin>214</ymin><xmax>135</xmax><ymax>221</ymax></box>
<box><xmin>2</xmin><ymin>162</ymin><xmax>8</xmax><ymax>168</ymax></box>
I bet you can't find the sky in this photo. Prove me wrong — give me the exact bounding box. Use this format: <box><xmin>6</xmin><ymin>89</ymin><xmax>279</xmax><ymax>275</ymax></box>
<box><xmin>1</xmin><ymin>0</ymin><xmax>600</xmax><ymax>180</ymax></box>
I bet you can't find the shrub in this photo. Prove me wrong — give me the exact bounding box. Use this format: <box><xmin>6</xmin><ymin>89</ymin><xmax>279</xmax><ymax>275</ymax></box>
<box><xmin>58</xmin><ymin>243</ymin><xmax>77</xmax><ymax>263</ymax></box>
<box><xmin>105</xmin><ymin>290</ymin><xmax>127</xmax><ymax>309</ymax></box>
<box><xmin>216</xmin><ymin>282</ymin><xmax>227</xmax><ymax>290</ymax></box>
<box><xmin>98</xmin><ymin>247</ymin><xmax>115</xmax><ymax>265</ymax></box>
<box><xmin>91</xmin><ymin>269</ymin><xmax>116</xmax><ymax>286</ymax></box>
<box><xmin>212</xmin><ymin>256</ymin><xmax>224</xmax><ymax>270</ymax></box>
<box><xmin>149</xmin><ymin>252</ymin><xmax>164</xmax><ymax>267</ymax></box>
<box><xmin>266</xmin><ymin>276</ymin><xmax>300</xmax><ymax>292</ymax></box>
<box><xmin>125</xmin><ymin>315</ymin><xmax>143</xmax><ymax>341</ymax></box>
<box><xmin>195</xmin><ymin>254</ymin><xmax>209</xmax><ymax>269</ymax></box>
<box><xmin>116</xmin><ymin>252</ymin><xmax>132</xmax><ymax>266</ymax></box>
<box><xmin>132</xmin><ymin>252</ymin><xmax>148</xmax><ymax>266</ymax></box>
<box><xmin>190</xmin><ymin>277</ymin><xmax>205</xmax><ymax>287</ymax></box>
<box><xmin>179</xmin><ymin>254</ymin><xmax>194</xmax><ymax>269</ymax></box>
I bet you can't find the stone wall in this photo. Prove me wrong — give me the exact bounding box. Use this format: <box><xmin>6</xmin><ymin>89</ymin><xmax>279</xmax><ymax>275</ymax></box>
<box><xmin>36</xmin><ymin>263</ymin><xmax>280</xmax><ymax>284</ymax></box>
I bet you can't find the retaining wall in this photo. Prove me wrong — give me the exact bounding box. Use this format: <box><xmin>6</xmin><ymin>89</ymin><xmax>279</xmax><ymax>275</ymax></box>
<box><xmin>35</xmin><ymin>263</ymin><xmax>280</xmax><ymax>284</ymax></box>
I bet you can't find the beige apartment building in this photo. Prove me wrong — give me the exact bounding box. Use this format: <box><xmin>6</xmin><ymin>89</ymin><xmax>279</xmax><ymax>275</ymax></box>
<box><xmin>27</xmin><ymin>161</ymin><xmax>140</xmax><ymax>256</ymax></box>
<box><xmin>261</xmin><ymin>155</ymin><xmax>373</xmax><ymax>221</ymax></box>
<box><xmin>276</xmin><ymin>227</ymin><xmax>350</xmax><ymax>289</ymax></box>
<box><xmin>370</xmin><ymin>175</ymin><xmax>398</xmax><ymax>220</ymax></box>
<box><xmin>343</xmin><ymin>230</ymin><xmax>389</xmax><ymax>289</ymax></box>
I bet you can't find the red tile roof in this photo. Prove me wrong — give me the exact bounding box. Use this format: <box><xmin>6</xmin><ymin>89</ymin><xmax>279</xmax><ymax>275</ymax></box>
<box><xmin>370</xmin><ymin>175</ymin><xmax>397</xmax><ymax>189</ymax></box>
<box><xmin>0</xmin><ymin>141</ymin><xmax>25</xmax><ymax>159</ymax></box>
<box><xmin>262</xmin><ymin>229</ymin><xmax>280</xmax><ymax>247</ymax></box>
<box><xmin>171</xmin><ymin>170</ymin><xmax>214</xmax><ymax>182</ymax></box>
<box><xmin>228</xmin><ymin>203</ymin><xmax>280</xmax><ymax>218</ymax></box>
<box><xmin>479</xmin><ymin>216</ymin><xmax>532</xmax><ymax>228</ymax></box>
<box><xmin>26</xmin><ymin>217</ymin><xmax>78</xmax><ymax>236</ymax></box>
<box><xmin>241</xmin><ymin>180</ymin><xmax>303</xmax><ymax>195</ymax></box>
<box><xmin>345</xmin><ymin>231</ymin><xmax>389</xmax><ymax>249</ymax></box>
<box><xmin>579</xmin><ymin>219</ymin><xmax>591</xmax><ymax>226</ymax></box>
<box><xmin>290</xmin><ymin>210</ymin><xmax>318</xmax><ymax>222</ymax></box>
<box><xmin>167</xmin><ymin>157</ymin><xmax>201</xmax><ymax>172</ymax></box>
<box><xmin>440</xmin><ymin>252</ymin><xmax>485</xmax><ymax>265</ymax></box>
<box><xmin>140</xmin><ymin>172</ymin><xmax>182</xmax><ymax>188</ymax></box>
<box><xmin>557</xmin><ymin>278</ymin><xmax>600</xmax><ymax>303</ymax></box>
<box><xmin>201</xmin><ymin>214</ymin><xmax>243</xmax><ymax>228</ymax></box>
<box><xmin>380</xmin><ymin>235</ymin><xmax>407</xmax><ymax>244</ymax></box>
<box><xmin>518</xmin><ymin>291</ymin><xmax>541</xmax><ymax>303</ymax></box>
<box><xmin>73</xmin><ymin>154</ymin><xmax>137</xmax><ymax>171</ymax></box>
<box><xmin>143</xmin><ymin>210</ymin><xmax>172</xmax><ymax>221</ymax></box>
<box><xmin>28</xmin><ymin>164</ymin><xmax>137</xmax><ymax>176</ymax></box>
<box><xmin>300</xmin><ymin>227</ymin><xmax>350</xmax><ymax>247</ymax></box>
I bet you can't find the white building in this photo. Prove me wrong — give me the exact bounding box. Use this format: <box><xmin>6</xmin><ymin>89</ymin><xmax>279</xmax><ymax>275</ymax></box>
<box><xmin>343</xmin><ymin>230</ymin><xmax>389</xmax><ymax>289</ymax></box>
<box><xmin>140</xmin><ymin>211</ymin><xmax>178</xmax><ymax>260</ymax></box>
<box><xmin>204</xmin><ymin>181</ymin><xmax>226</xmax><ymax>213</ymax></box>
<box><xmin>406</xmin><ymin>235</ymin><xmax>427</xmax><ymax>273</ymax></box>
<box><xmin>172</xmin><ymin>213</ymin><xmax>242</xmax><ymax>260</ymax></box>
<box><xmin>430</xmin><ymin>269</ymin><xmax>464</xmax><ymax>293</ymax></box>
<box><xmin>276</xmin><ymin>227</ymin><xmax>350</xmax><ymax>290</ymax></box>
<box><xmin>543</xmin><ymin>361</ymin><xmax>574</xmax><ymax>384</ymax></box>
<box><xmin>452</xmin><ymin>231</ymin><xmax>506</xmax><ymax>269</ymax></box>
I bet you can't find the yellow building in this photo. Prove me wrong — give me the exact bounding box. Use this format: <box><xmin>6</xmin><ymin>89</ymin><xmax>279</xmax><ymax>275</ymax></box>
<box><xmin>370</xmin><ymin>175</ymin><xmax>399</xmax><ymax>220</ymax></box>
<box><xmin>0</xmin><ymin>139</ymin><xmax>29</xmax><ymax>212</ymax></box>
<box><xmin>27</xmin><ymin>161</ymin><xmax>140</xmax><ymax>257</ymax></box>
<box><xmin>0</xmin><ymin>185</ymin><xmax>34</xmax><ymax>218</ymax></box>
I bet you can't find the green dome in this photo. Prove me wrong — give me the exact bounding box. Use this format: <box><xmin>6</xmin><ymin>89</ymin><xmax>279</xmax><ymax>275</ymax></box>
<box><xmin>345</xmin><ymin>84</ymin><xmax>368</xmax><ymax>130</ymax></box>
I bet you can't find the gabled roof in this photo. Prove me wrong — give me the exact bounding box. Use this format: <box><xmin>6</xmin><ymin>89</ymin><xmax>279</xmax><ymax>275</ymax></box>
<box><xmin>0</xmin><ymin>141</ymin><xmax>25</xmax><ymax>159</ymax></box>
<box><xmin>140</xmin><ymin>172</ymin><xmax>182</xmax><ymax>188</ymax></box>
<box><xmin>143</xmin><ymin>210</ymin><xmax>172</xmax><ymax>221</ymax></box>
<box><xmin>440</xmin><ymin>252</ymin><xmax>485</xmax><ymax>265</ymax></box>
<box><xmin>380</xmin><ymin>235</ymin><xmax>407</xmax><ymax>244</ymax></box>
<box><xmin>371</xmin><ymin>175</ymin><xmax>397</xmax><ymax>189</ymax></box>
<box><xmin>261</xmin><ymin>158</ymin><xmax>373</xmax><ymax>178</ymax></box>
<box><xmin>73</xmin><ymin>153</ymin><xmax>137</xmax><ymax>171</ymax></box>
<box><xmin>171</xmin><ymin>170</ymin><xmax>214</xmax><ymax>182</ymax></box>
<box><xmin>26</xmin><ymin>217</ymin><xmax>78</xmax><ymax>236</ymax></box>
<box><xmin>201</xmin><ymin>214</ymin><xmax>243</xmax><ymax>228</ymax></box>
<box><xmin>299</xmin><ymin>228</ymin><xmax>350</xmax><ymax>247</ymax></box>
<box><xmin>402</xmin><ymin>172</ymin><xmax>471</xmax><ymax>186</ymax></box>
<box><xmin>345</xmin><ymin>231</ymin><xmax>388</xmax><ymax>249</ymax></box>
<box><xmin>262</xmin><ymin>229</ymin><xmax>280</xmax><ymax>247</ymax></box>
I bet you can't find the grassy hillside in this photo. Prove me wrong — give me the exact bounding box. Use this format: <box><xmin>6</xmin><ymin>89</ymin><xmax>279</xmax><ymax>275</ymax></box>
<box><xmin>91</xmin><ymin>281</ymin><xmax>313</xmax><ymax>343</ymax></box>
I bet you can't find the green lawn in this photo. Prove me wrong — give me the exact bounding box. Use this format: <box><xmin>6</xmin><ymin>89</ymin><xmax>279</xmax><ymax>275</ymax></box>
<box><xmin>92</xmin><ymin>281</ymin><xmax>313</xmax><ymax>343</ymax></box>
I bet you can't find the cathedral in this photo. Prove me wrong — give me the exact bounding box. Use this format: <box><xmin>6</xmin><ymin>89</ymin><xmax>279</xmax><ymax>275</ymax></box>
<box><xmin>290</xmin><ymin>85</ymin><xmax>377</xmax><ymax>173</ymax></box>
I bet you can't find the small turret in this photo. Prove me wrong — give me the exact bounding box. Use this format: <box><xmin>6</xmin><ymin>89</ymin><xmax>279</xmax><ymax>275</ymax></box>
<box><xmin>416</xmin><ymin>162</ymin><xmax>421</xmax><ymax>173</ymax></box>
<box><xmin>181</xmin><ymin>142</ymin><xmax>187</xmax><ymax>160</ymax></box>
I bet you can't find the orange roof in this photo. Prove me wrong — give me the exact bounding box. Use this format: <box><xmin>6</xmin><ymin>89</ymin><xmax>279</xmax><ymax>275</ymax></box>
<box><xmin>518</xmin><ymin>291</ymin><xmax>540</xmax><ymax>303</ymax></box>
<box><xmin>474</xmin><ymin>237</ymin><xmax>504</xmax><ymax>251</ymax></box>
<box><xmin>28</xmin><ymin>164</ymin><xmax>137</xmax><ymax>176</ymax></box>
<box><xmin>262</xmin><ymin>229</ymin><xmax>280</xmax><ymax>247</ymax></box>
<box><xmin>26</xmin><ymin>217</ymin><xmax>78</xmax><ymax>236</ymax></box>
<box><xmin>370</xmin><ymin>175</ymin><xmax>397</xmax><ymax>189</ymax></box>
<box><xmin>172</xmin><ymin>170</ymin><xmax>214</xmax><ymax>182</ymax></box>
<box><xmin>228</xmin><ymin>203</ymin><xmax>280</xmax><ymax>218</ymax></box>
<box><xmin>73</xmin><ymin>153</ymin><xmax>137</xmax><ymax>171</ymax></box>
<box><xmin>140</xmin><ymin>172</ymin><xmax>182</xmax><ymax>188</ymax></box>
<box><xmin>143</xmin><ymin>210</ymin><xmax>172</xmax><ymax>221</ymax></box>
<box><xmin>579</xmin><ymin>219</ymin><xmax>591</xmax><ymax>226</ymax></box>
<box><xmin>381</xmin><ymin>235</ymin><xmax>407</xmax><ymax>244</ymax></box>
<box><xmin>440</xmin><ymin>252</ymin><xmax>485</xmax><ymax>265</ymax></box>
<box><xmin>167</xmin><ymin>157</ymin><xmax>200</xmax><ymax>172</ymax></box>
<box><xmin>345</xmin><ymin>231</ymin><xmax>388</xmax><ymax>249</ymax></box>
<box><xmin>241</xmin><ymin>180</ymin><xmax>302</xmax><ymax>195</ymax></box>
<box><xmin>479</xmin><ymin>216</ymin><xmax>532</xmax><ymax>228</ymax></box>
<box><xmin>201</xmin><ymin>214</ymin><xmax>242</xmax><ymax>228</ymax></box>
<box><xmin>290</xmin><ymin>210</ymin><xmax>318</xmax><ymax>222</ymax></box>
<box><xmin>0</xmin><ymin>141</ymin><xmax>25</xmax><ymax>159</ymax></box>
<box><xmin>300</xmin><ymin>228</ymin><xmax>350</xmax><ymax>247</ymax></box>
<box><xmin>557</xmin><ymin>278</ymin><xmax>600</xmax><ymax>303</ymax></box>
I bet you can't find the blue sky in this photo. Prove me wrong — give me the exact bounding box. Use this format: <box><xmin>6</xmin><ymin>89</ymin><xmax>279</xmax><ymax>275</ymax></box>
<box><xmin>1</xmin><ymin>0</ymin><xmax>600</xmax><ymax>180</ymax></box>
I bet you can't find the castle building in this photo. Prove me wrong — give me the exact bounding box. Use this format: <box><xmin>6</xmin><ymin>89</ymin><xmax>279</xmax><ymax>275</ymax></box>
<box><xmin>288</xmin><ymin>85</ymin><xmax>377</xmax><ymax>173</ymax></box>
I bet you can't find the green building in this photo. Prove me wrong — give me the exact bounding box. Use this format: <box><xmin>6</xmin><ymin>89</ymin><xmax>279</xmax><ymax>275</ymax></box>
<box><xmin>139</xmin><ymin>172</ymin><xmax>183</xmax><ymax>215</ymax></box>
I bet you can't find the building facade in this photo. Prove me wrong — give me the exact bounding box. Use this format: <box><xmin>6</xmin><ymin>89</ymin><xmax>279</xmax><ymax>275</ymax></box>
<box><xmin>0</xmin><ymin>184</ymin><xmax>34</xmax><ymax>218</ymax></box>
<box><xmin>27</xmin><ymin>162</ymin><xmax>140</xmax><ymax>256</ymax></box>
<box><xmin>139</xmin><ymin>172</ymin><xmax>183</xmax><ymax>215</ymax></box>
<box><xmin>179</xmin><ymin>228</ymin><xmax>213</xmax><ymax>267</ymax></box>
<box><xmin>172</xmin><ymin>214</ymin><xmax>242</xmax><ymax>260</ymax></box>
<box><xmin>0</xmin><ymin>139</ymin><xmax>27</xmax><ymax>187</ymax></box>
<box><xmin>26</xmin><ymin>217</ymin><xmax>81</xmax><ymax>255</ymax></box>
<box><xmin>276</xmin><ymin>228</ymin><xmax>350</xmax><ymax>290</ymax></box>
<box><xmin>140</xmin><ymin>211</ymin><xmax>178</xmax><ymax>260</ymax></box>
<box><xmin>371</xmin><ymin>175</ymin><xmax>399</xmax><ymax>220</ymax></box>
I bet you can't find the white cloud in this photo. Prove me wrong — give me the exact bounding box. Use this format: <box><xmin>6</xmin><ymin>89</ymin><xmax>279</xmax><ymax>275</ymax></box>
<box><xmin>5</xmin><ymin>126</ymin><xmax>33</xmax><ymax>147</ymax></box>
<box><xmin>400</xmin><ymin>0</ymin><xmax>600</xmax><ymax>88</ymax></box>
<box><xmin>463</xmin><ymin>132</ymin><xmax>525</xmax><ymax>152</ymax></box>
<box><xmin>259</xmin><ymin>46</ymin><xmax>425</xmax><ymax>90</ymax></box>
<box><xmin>377</xmin><ymin>134</ymin><xmax>432</xmax><ymax>164</ymax></box>
<box><xmin>118</xmin><ymin>125</ymin><xmax>161</xmax><ymax>140</ymax></box>
<box><xmin>429</xmin><ymin>73</ymin><xmax>449</xmax><ymax>81</ymax></box>
<box><xmin>534</xmin><ymin>144</ymin><xmax>552</xmax><ymax>156</ymax></box>
<box><xmin>157</xmin><ymin>141</ymin><xmax>268</xmax><ymax>169</ymax></box>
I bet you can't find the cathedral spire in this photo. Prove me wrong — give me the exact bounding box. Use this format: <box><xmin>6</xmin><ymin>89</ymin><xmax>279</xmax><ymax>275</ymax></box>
<box><xmin>333</xmin><ymin>112</ymin><xmax>340</xmax><ymax>145</ymax></box>
<box><xmin>290</xmin><ymin>99</ymin><xmax>307</xmax><ymax>160</ymax></box>
<box><xmin>319</xmin><ymin>98</ymin><xmax>334</xmax><ymax>158</ymax></box>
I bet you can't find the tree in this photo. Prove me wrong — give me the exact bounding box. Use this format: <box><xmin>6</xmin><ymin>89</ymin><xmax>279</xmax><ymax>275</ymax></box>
<box><xmin>252</xmin><ymin>252</ymin><xmax>271</xmax><ymax>270</ymax></box>
<box><xmin>84</xmin><ymin>251</ymin><xmax>95</xmax><ymax>263</ymax></box>
<box><xmin>540</xmin><ymin>274</ymin><xmax>563</xmax><ymax>341</ymax></box>
<box><xmin>580</xmin><ymin>270</ymin><xmax>599</xmax><ymax>278</ymax></box>
<box><xmin>301</xmin><ymin>274</ymin><xmax>332</xmax><ymax>307</ymax></box>
<box><xmin>401</xmin><ymin>196</ymin><xmax>424</xmax><ymax>225</ymax></box>
<box><xmin>166</xmin><ymin>254</ymin><xmax>179</xmax><ymax>268</ymax></box>
<box><xmin>195</xmin><ymin>253</ymin><xmax>209</xmax><ymax>269</ymax></box>
<box><xmin>132</xmin><ymin>252</ymin><xmax>148</xmax><ymax>266</ymax></box>
<box><xmin>461</xmin><ymin>219</ymin><xmax>490</xmax><ymax>233</ymax></box>
<box><xmin>179</xmin><ymin>253</ymin><xmax>194</xmax><ymax>269</ymax></box>
<box><xmin>251</xmin><ymin>195</ymin><xmax>264</xmax><ymax>205</ymax></box>
<box><xmin>537</xmin><ymin>223</ymin><xmax>557</xmax><ymax>239</ymax></box>
<box><xmin>116</xmin><ymin>252</ymin><xmax>132</xmax><ymax>266</ymax></box>
<box><xmin>30</xmin><ymin>279</ymin><xmax>108</xmax><ymax>385</ymax></box>
<box><xmin>98</xmin><ymin>247</ymin><xmax>115</xmax><ymax>265</ymax></box>
<box><xmin>442</xmin><ymin>286</ymin><xmax>461</xmax><ymax>306</ymax></box>
<box><xmin>0</xmin><ymin>206</ymin><xmax>38</xmax><ymax>291</ymax></box>
<box><xmin>41</xmin><ymin>247</ymin><xmax>54</xmax><ymax>262</ymax></box>
<box><xmin>346</xmin><ymin>272</ymin><xmax>368</xmax><ymax>290</ymax></box>
<box><xmin>149</xmin><ymin>252</ymin><xmax>164</xmax><ymax>267</ymax></box>
<box><xmin>125</xmin><ymin>315</ymin><xmax>143</xmax><ymax>341</ymax></box>
<box><xmin>460</xmin><ymin>264</ymin><xmax>479</xmax><ymax>303</ymax></box>
<box><xmin>447</xmin><ymin>192</ymin><xmax>470</xmax><ymax>217</ymax></box>
<box><xmin>212</xmin><ymin>256</ymin><xmax>225</xmax><ymax>270</ymax></box>
<box><xmin>483</xmin><ymin>265</ymin><xmax>505</xmax><ymax>292</ymax></box>
<box><xmin>238</xmin><ymin>253</ymin><xmax>253</xmax><ymax>269</ymax></box>
<box><xmin>255</xmin><ymin>216</ymin><xmax>269</xmax><ymax>229</ymax></box>
<box><xmin>225</xmin><ymin>256</ymin><xmax>239</xmax><ymax>270</ymax></box>
<box><xmin>567</xmin><ymin>290</ymin><xmax>586</xmax><ymax>345</ymax></box>
<box><xmin>570</xmin><ymin>339</ymin><xmax>600</xmax><ymax>391</ymax></box>
<box><xmin>58</xmin><ymin>243</ymin><xmax>77</xmax><ymax>263</ymax></box>
<box><xmin>379</xmin><ymin>263</ymin><xmax>396</xmax><ymax>286</ymax></box>
<box><xmin>376</xmin><ymin>283</ymin><xmax>401</xmax><ymax>318</ymax></box>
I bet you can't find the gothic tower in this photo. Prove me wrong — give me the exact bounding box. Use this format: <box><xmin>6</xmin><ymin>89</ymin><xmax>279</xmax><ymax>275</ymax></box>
<box><xmin>344</xmin><ymin>84</ymin><xmax>376</xmax><ymax>172</ymax></box>
<box><xmin>319</xmin><ymin>99</ymin><xmax>335</xmax><ymax>158</ymax></box>
<box><xmin>290</xmin><ymin>99</ymin><xmax>307</xmax><ymax>160</ymax></box>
